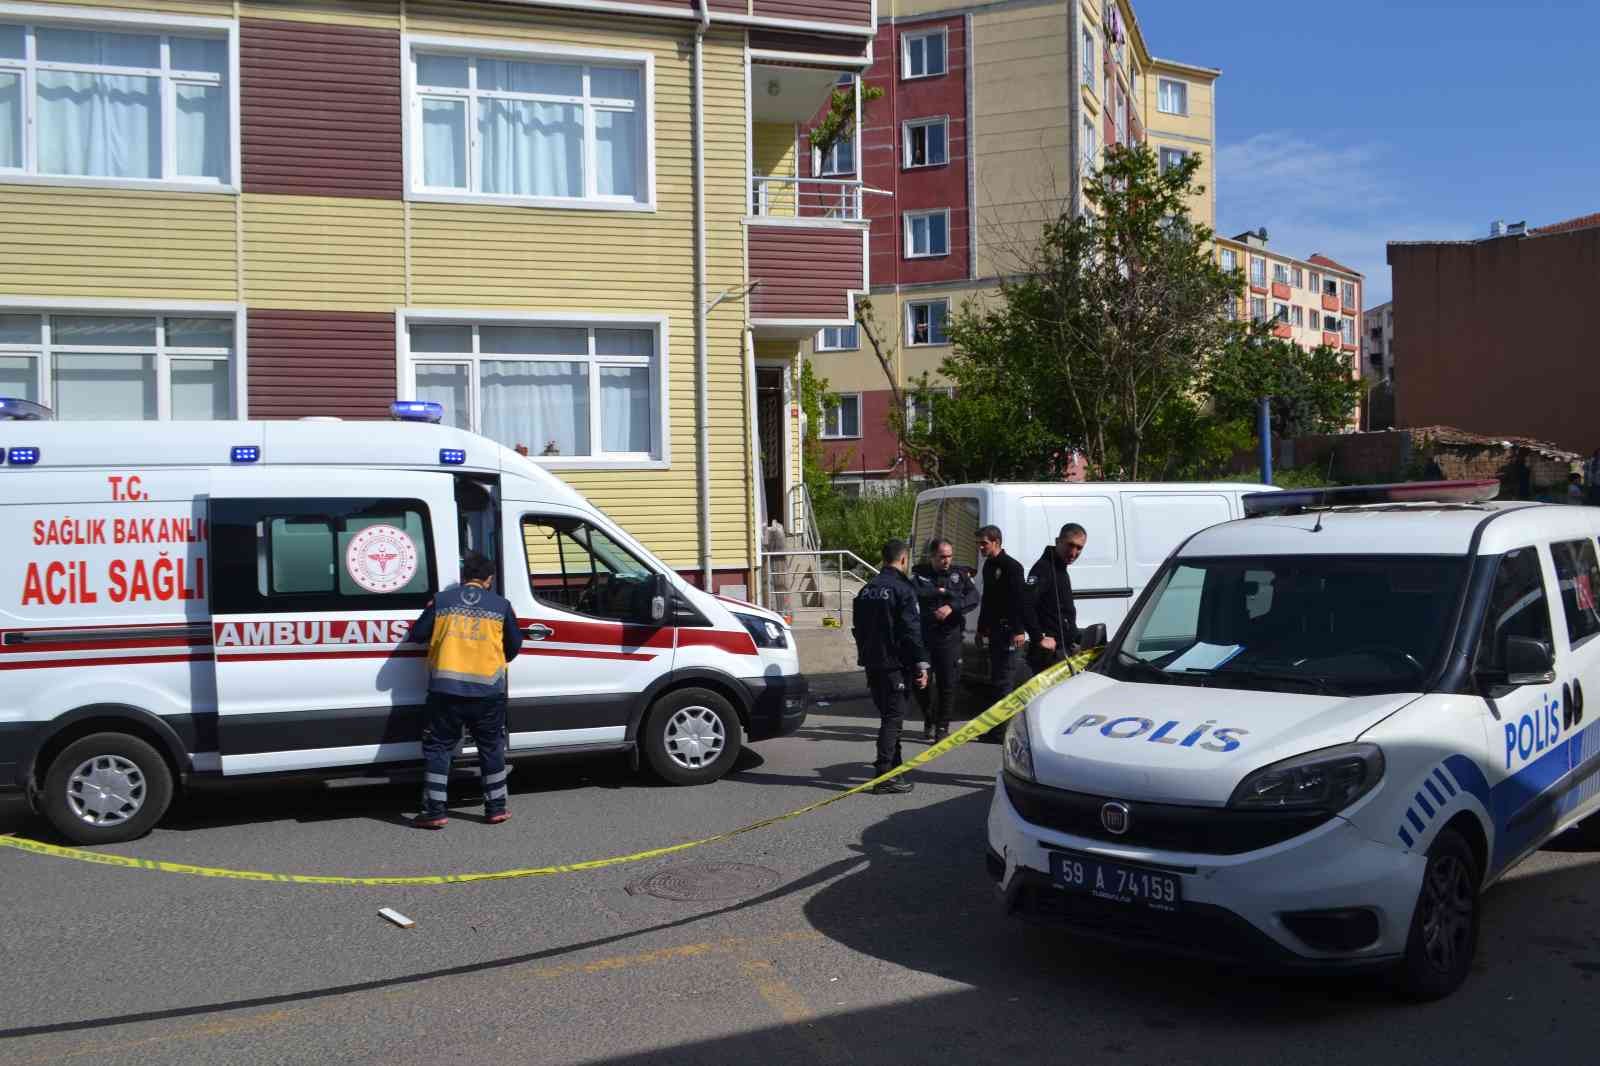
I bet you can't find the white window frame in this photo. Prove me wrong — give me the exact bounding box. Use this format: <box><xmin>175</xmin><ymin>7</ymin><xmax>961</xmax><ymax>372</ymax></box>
<box><xmin>1158</xmin><ymin>146</ymin><xmax>1189</xmax><ymax>174</ymax></box>
<box><xmin>0</xmin><ymin>4</ymin><xmax>239</xmax><ymax>193</ymax></box>
<box><xmin>1080</xmin><ymin>28</ymin><xmax>1095</xmax><ymax>88</ymax></box>
<box><xmin>1308</xmin><ymin>270</ymin><xmax>1321</xmax><ymax>293</ymax></box>
<box><xmin>1342</xmin><ymin>280</ymin><xmax>1357</xmax><ymax>307</ymax></box>
<box><xmin>905</xmin><ymin>386</ymin><xmax>952</xmax><ymax>432</ymax></box>
<box><xmin>1249</xmin><ymin>297</ymin><xmax>1267</xmax><ymax>323</ymax></box>
<box><xmin>1292</xmin><ymin>305</ymin><xmax>1304</xmax><ymax>328</ymax></box>
<box><xmin>402</xmin><ymin>33</ymin><xmax>656</xmax><ymax>212</ymax></box>
<box><xmin>1080</xmin><ymin>113</ymin><xmax>1097</xmax><ymax>177</ymax></box>
<box><xmin>904</xmin><ymin>209</ymin><xmax>950</xmax><ymax>259</ymax></box>
<box><xmin>398</xmin><ymin>308</ymin><xmax>670</xmax><ymax>470</ymax></box>
<box><xmin>906</xmin><ymin>299</ymin><xmax>950</xmax><ymax>347</ymax></box>
<box><xmin>1341</xmin><ymin>316</ymin><xmax>1356</xmax><ymax>344</ymax></box>
<box><xmin>1272</xmin><ymin>263</ymin><xmax>1290</xmax><ymax>284</ymax></box>
<box><xmin>1157</xmin><ymin>76</ymin><xmax>1188</xmax><ymax>116</ymax></box>
<box><xmin>1249</xmin><ymin>257</ymin><xmax>1266</xmax><ymax>287</ymax></box>
<box><xmin>902</xmin><ymin>115</ymin><xmax>948</xmax><ymax>169</ymax></box>
<box><xmin>901</xmin><ymin>27</ymin><xmax>947</xmax><ymax>80</ymax></box>
<box><xmin>814</xmin><ymin>131</ymin><xmax>855</xmax><ymax>177</ymax></box>
<box><xmin>1272</xmin><ymin>302</ymin><xmax>1290</xmax><ymax>323</ymax></box>
<box><xmin>820</xmin><ymin>392</ymin><xmax>861</xmax><ymax>440</ymax></box>
<box><xmin>815</xmin><ymin>324</ymin><xmax>859</xmax><ymax>352</ymax></box>
<box><xmin>1219</xmin><ymin>248</ymin><xmax>1237</xmax><ymax>273</ymax></box>
<box><xmin>1292</xmin><ymin>266</ymin><xmax>1303</xmax><ymax>288</ymax></box>
<box><xmin>0</xmin><ymin>297</ymin><xmax>245</xmax><ymax>419</ymax></box>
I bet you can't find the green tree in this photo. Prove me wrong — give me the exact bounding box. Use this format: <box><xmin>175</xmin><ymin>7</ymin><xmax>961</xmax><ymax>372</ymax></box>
<box><xmin>912</xmin><ymin>144</ymin><xmax>1242</xmax><ymax>481</ymax></box>
<box><xmin>1206</xmin><ymin>326</ymin><xmax>1363</xmax><ymax>439</ymax></box>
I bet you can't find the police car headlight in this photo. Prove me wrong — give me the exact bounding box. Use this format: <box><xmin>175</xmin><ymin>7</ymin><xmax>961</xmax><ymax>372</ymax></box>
<box><xmin>1228</xmin><ymin>743</ymin><xmax>1385</xmax><ymax>812</ymax></box>
<box><xmin>1002</xmin><ymin>715</ymin><xmax>1035</xmax><ymax>782</ymax></box>
<box><xmin>734</xmin><ymin>612</ymin><xmax>788</xmax><ymax>650</ymax></box>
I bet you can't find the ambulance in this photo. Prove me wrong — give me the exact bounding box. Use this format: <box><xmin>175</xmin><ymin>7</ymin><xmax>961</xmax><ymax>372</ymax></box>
<box><xmin>0</xmin><ymin>398</ymin><xmax>806</xmax><ymax>845</ymax></box>
<box><xmin>989</xmin><ymin>481</ymin><xmax>1600</xmax><ymax>999</ymax></box>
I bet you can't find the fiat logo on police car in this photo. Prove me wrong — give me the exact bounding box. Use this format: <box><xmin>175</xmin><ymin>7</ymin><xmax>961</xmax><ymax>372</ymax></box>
<box><xmin>345</xmin><ymin>524</ymin><xmax>419</xmax><ymax>594</ymax></box>
<box><xmin>1100</xmin><ymin>801</ymin><xmax>1131</xmax><ymax>835</ymax></box>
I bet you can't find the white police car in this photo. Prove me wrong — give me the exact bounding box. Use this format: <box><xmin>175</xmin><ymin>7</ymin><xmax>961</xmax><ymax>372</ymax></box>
<box><xmin>988</xmin><ymin>480</ymin><xmax>1600</xmax><ymax>999</ymax></box>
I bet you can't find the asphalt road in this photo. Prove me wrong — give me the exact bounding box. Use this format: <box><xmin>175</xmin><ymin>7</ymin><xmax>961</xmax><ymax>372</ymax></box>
<box><xmin>3</xmin><ymin>684</ymin><xmax>1600</xmax><ymax>1065</ymax></box>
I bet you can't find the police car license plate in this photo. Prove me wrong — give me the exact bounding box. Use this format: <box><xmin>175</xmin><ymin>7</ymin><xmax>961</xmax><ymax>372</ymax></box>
<box><xmin>1049</xmin><ymin>850</ymin><xmax>1181</xmax><ymax>911</ymax></box>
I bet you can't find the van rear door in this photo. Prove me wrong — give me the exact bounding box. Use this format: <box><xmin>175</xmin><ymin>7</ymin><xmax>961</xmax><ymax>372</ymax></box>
<box><xmin>1121</xmin><ymin>491</ymin><xmax>1233</xmax><ymax>592</ymax></box>
<box><xmin>1022</xmin><ymin>493</ymin><xmax>1128</xmax><ymax>636</ymax></box>
<box><xmin>206</xmin><ymin>469</ymin><xmax>458</xmax><ymax>775</ymax></box>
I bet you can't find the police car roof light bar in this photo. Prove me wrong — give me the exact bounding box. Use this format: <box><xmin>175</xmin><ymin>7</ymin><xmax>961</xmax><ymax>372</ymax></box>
<box><xmin>390</xmin><ymin>400</ymin><xmax>443</xmax><ymax>424</ymax></box>
<box><xmin>0</xmin><ymin>397</ymin><xmax>54</xmax><ymax>421</ymax></box>
<box><xmin>1243</xmin><ymin>479</ymin><xmax>1501</xmax><ymax>517</ymax></box>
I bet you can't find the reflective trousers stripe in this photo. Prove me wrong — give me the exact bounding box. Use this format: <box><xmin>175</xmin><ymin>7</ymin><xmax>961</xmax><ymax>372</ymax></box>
<box><xmin>485</xmin><ymin>786</ymin><xmax>507</xmax><ymax>801</ymax></box>
<box><xmin>483</xmin><ymin>769</ymin><xmax>508</xmax><ymax>786</ymax></box>
<box><xmin>424</xmin><ymin>773</ymin><xmax>449</xmax><ymax>785</ymax></box>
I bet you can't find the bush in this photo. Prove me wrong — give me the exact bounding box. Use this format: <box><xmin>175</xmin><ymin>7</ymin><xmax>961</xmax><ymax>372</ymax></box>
<box><xmin>814</xmin><ymin>489</ymin><xmax>917</xmax><ymax>567</ymax></box>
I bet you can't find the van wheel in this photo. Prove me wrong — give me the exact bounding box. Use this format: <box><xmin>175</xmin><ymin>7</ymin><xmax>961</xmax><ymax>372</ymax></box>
<box><xmin>1393</xmin><ymin>828</ymin><xmax>1479</xmax><ymax>1001</ymax></box>
<box><xmin>641</xmin><ymin>689</ymin><xmax>742</xmax><ymax>786</ymax></box>
<box><xmin>41</xmin><ymin>733</ymin><xmax>173</xmax><ymax>845</ymax></box>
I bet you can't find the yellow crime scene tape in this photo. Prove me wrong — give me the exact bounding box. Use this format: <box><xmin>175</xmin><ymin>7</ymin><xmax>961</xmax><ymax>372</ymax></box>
<box><xmin>0</xmin><ymin>649</ymin><xmax>1099</xmax><ymax>886</ymax></box>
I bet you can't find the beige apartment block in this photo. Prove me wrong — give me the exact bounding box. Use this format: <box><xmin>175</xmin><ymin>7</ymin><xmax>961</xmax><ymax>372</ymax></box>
<box><xmin>1217</xmin><ymin>231</ymin><xmax>1364</xmax><ymax>389</ymax></box>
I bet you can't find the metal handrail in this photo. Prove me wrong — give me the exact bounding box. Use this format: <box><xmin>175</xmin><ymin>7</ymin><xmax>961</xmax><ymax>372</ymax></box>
<box><xmin>760</xmin><ymin>549</ymin><xmax>878</xmax><ymax>626</ymax></box>
<box><xmin>750</xmin><ymin>175</ymin><xmax>864</xmax><ymax>222</ymax></box>
<box><xmin>786</xmin><ymin>482</ymin><xmax>820</xmax><ymax>553</ymax></box>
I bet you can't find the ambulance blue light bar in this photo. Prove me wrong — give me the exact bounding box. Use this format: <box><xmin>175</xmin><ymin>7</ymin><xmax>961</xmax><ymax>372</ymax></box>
<box><xmin>439</xmin><ymin>448</ymin><xmax>466</xmax><ymax>466</ymax></box>
<box><xmin>231</xmin><ymin>445</ymin><xmax>261</xmax><ymax>463</ymax></box>
<box><xmin>390</xmin><ymin>400</ymin><xmax>443</xmax><ymax>424</ymax></box>
<box><xmin>7</xmin><ymin>446</ymin><xmax>40</xmax><ymax>466</ymax></box>
<box><xmin>0</xmin><ymin>397</ymin><xmax>53</xmax><ymax>421</ymax></box>
<box><xmin>1243</xmin><ymin>479</ymin><xmax>1501</xmax><ymax>517</ymax></box>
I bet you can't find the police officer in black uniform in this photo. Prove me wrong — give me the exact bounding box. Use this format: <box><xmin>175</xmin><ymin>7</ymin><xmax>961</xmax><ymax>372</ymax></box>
<box><xmin>976</xmin><ymin>525</ymin><xmax>1032</xmax><ymax>724</ymax></box>
<box><xmin>852</xmin><ymin>538</ymin><xmax>929</xmax><ymax>795</ymax></box>
<box><xmin>911</xmin><ymin>537</ymin><xmax>979</xmax><ymax>741</ymax></box>
<box><xmin>1027</xmin><ymin>522</ymin><xmax>1086</xmax><ymax>675</ymax></box>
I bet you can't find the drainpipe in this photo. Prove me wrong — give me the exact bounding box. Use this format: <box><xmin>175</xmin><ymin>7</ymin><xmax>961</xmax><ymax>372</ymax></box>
<box><xmin>693</xmin><ymin>2</ymin><xmax>713</xmax><ymax>590</ymax></box>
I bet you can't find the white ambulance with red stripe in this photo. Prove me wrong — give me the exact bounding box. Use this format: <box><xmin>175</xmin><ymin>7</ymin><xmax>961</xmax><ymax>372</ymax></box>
<box><xmin>0</xmin><ymin>398</ymin><xmax>806</xmax><ymax>843</ymax></box>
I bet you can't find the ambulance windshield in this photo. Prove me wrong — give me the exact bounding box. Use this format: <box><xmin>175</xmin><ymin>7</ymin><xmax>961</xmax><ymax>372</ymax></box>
<box><xmin>1109</xmin><ymin>554</ymin><xmax>1469</xmax><ymax>696</ymax></box>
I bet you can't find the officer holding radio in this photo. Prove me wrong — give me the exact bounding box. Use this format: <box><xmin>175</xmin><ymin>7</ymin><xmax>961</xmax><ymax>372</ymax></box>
<box><xmin>852</xmin><ymin>539</ymin><xmax>929</xmax><ymax>795</ymax></box>
<box><xmin>911</xmin><ymin>537</ymin><xmax>979</xmax><ymax>741</ymax></box>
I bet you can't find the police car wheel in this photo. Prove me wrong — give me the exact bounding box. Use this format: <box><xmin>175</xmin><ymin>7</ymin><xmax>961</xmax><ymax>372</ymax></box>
<box><xmin>642</xmin><ymin>689</ymin><xmax>742</xmax><ymax>786</ymax></box>
<box><xmin>1394</xmin><ymin>827</ymin><xmax>1479</xmax><ymax>1001</ymax></box>
<box><xmin>41</xmin><ymin>733</ymin><xmax>174</xmax><ymax>845</ymax></box>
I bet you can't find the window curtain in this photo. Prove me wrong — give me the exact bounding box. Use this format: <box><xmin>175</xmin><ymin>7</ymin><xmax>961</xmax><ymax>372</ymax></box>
<box><xmin>170</xmin><ymin>358</ymin><xmax>229</xmax><ymax>420</ymax></box>
<box><xmin>480</xmin><ymin>360</ymin><xmax>589</xmax><ymax>456</ymax></box>
<box><xmin>0</xmin><ymin>71</ymin><xmax>20</xmax><ymax>169</ymax></box>
<box><xmin>421</xmin><ymin>99</ymin><xmax>466</xmax><ymax>188</ymax></box>
<box><xmin>0</xmin><ymin>355</ymin><xmax>37</xmax><ymax>402</ymax></box>
<box><xmin>53</xmin><ymin>353</ymin><xmax>157</xmax><ymax>420</ymax></box>
<box><xmin>595</xmin><ymin>109</ymin><xmax>637</xmax><ymax>197</ymax></box>
<box><xmin>414</xmin><ymin>363</ymin><xmax>471</xmax><ymax>429</ymax></box>
<box><xmin>37</xmin><ymin>70</ymin><xmax>159</xmax><ymax>178</ymax></box>
<box><xmin>479</xmin><ymin>100</ymin><xmax>581</xmax><ymax>197</ymax></box>
<box><xmin>175</xmin><ymin>83</ymin><xmax>227</xmax><ymax>179</ymax></box>
<box><xmin>600</xmin><ymin>366</ymin><xmax>650</xmax><ymax>453</ymax></box>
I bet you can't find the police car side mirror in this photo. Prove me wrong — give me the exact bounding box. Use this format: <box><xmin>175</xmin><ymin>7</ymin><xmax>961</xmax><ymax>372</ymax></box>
<box><xmin>1500</xmin><ymin>636</ymin><xmax>1555</xmax><ymax>687</ymax></box>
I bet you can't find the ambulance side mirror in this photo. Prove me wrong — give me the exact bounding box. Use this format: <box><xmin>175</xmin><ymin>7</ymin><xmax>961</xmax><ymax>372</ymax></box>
<box><xmin>647</xmin><ymin>573</ymin><xmax>669</xmax><ymax>624</ymax></box>
<box><xmin>1499</xmin><ymin>636</ymin><xmax>1555</xmax><ymax>687</ymax></box>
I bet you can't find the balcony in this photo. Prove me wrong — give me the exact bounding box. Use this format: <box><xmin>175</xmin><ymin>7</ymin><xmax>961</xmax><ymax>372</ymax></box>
<box><xmin>1271</xmin><ymin>282</ymin><xmax>1292</xmax><ymax>300</ymax></box>
<box><xmin>752</xmin><ymin>176</ymin><xmax>863</xmax><ymax>221</ymax></box>
<box><xmin>1272</xmin><ymin>322</ymin><xmax>1294</xmax><ymax>339</ymax></box>
<box><xmin>1322</xmin><ymin>293</ymin><xmax>1341</xmax><ymax>312</ymax></box>
<box><xmin>1322</xmin><ymin>331</ymin><xmax>1341</xmax><ymax>348</ymax></box>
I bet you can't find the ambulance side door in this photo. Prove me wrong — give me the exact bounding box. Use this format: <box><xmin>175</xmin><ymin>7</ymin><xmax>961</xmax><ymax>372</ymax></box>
<box><xmin>208</xmin><ymin>468</ymin><xmax>459</xmax><ymax>775</ymax></box>
<box><xmin>503</xmin><ymin>509</ymin><xmax>673</xmax><ymax>751</ymax></box>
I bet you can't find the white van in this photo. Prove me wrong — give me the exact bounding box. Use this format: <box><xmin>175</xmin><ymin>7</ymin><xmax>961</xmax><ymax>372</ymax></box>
<box><xmin>989</xmin><ymin>481</ymin><xmax>1600</xmax><ymax>999</ymax></box>
<box><xmin>911</xmin><ymin>482</ymin><xmax>1276</xmax><ymax>643</ymax></box>
<box><xmin>0</xmin><ymin>400</ymin><xmax>805</xmax><ymax>844</ymax></box>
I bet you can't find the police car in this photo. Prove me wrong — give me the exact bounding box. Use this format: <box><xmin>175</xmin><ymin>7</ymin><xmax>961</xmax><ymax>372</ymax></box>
<box><xmin>0</xmin><ymin>398</ymin><xmax>806</xmax><ymax>844</ymax></box>
<box><xmin>988</xmin><ymin>480</ymin><xmax>1600</xmax><ymax>999</ymax></box>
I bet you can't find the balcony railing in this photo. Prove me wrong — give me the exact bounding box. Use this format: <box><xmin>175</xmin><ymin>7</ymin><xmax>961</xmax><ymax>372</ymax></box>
<box><xmin>751</xmin><ymin>175</ymin><xmax>864</xmax><ymax>222</ymax></box>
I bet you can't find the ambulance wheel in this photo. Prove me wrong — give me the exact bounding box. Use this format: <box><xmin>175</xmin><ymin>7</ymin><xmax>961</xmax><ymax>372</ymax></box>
<box><xmin>641</xmin><ymin>688</ymin><xmax>742</xmax><ymax>786</ymax></box>
<box><xmin>1394</xmin><ymin>827</ymin><xmax>1479</xmax><ymax>1001</ymax></box>
<box><xmin>41</xmin><ymin>733</ymin><xmax>173</xmax><ymax>845</ymax></box>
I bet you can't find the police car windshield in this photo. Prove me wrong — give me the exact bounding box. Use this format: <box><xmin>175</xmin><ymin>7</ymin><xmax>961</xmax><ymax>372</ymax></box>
<box><xmin>1109</xmin><ymin>554</ymin><xmax>1470</xmax><ymax>696</ymax></box>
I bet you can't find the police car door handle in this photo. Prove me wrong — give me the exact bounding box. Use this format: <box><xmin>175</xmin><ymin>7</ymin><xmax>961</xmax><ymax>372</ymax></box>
<box><xmin>523</xmin><ymin>624</ymin><xmax>554</xmax><ymax>641</ymax></box>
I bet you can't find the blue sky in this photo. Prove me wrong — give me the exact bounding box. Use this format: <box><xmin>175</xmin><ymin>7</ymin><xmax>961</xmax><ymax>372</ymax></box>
<box><xmin>1137</xmin><ymin>0</ymin><xmax>1600</xmax><ymax>305</ymax></box>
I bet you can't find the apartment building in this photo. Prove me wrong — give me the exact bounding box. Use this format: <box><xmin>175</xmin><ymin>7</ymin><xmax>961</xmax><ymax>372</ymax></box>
<box><xmin>1363</xmin><ymin>300</ymin><xmax>1394</xmax><ymax>384</ymax></box>
<box><xmin>1216</xmin><ymin>230</ymin><xmax>1363</xmax><ymax>366</ymax></box>
<box><xmin>0</xmin><ymin>0</ymin><xmax>875</xmax><ymax>597</ymax></box>
<box><xmin>800</xmin><ymin>0</ymin><xmax>1219</xmax><ymax>488</ymax></box>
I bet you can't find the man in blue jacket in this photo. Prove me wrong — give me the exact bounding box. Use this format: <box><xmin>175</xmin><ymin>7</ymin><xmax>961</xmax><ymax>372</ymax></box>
<box><xmin>408</xmin><ymin>552</ymin><xmax>524</xmax><ymax>829</ymax></box>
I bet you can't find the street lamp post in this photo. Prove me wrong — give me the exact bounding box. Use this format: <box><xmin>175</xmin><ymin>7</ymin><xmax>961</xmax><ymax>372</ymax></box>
<box><xmin>1258</xmin><ymin>395</ymin><xmax>1273</xmax><ymax>486</ymax></box>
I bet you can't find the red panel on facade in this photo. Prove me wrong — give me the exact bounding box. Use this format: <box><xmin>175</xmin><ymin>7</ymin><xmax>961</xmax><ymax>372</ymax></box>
<box><xmin>248</xmin><ymin>310</ymin><xmax>397</xmax><ymax>420</ymax></box>
<box><xmin>1249</xmin><ymin>284</ymin><xmax>1268</xmax><ymax>295</ymax></box>
<box><xmin>749</xmin><ymin>224</ymin><xmax>866</xmax><ymax>320</ymax></box>
<box><xmin>1321</xmin><ymin>293</ymin><xmax>1341</xmax><ymax>312</ymax></box>
<box><xmin>853</xmin><ymin>16</ymin><xmax>971</xmax><ymax>288</ymax></box>
<box><xmin>1322</xmin><ymin>331</ymin><xmax>1342</xmax><ymax>347</ymax></box>
<box><xmin>1342</xmin><ymin>303</ymin><xmax>1357</xmax><ymax>316</ymax></box>
<box><xmin>1271</xmin><ymin>282</ymin><xmax>1292</xmax><ymax>300</ymax></box>
<box><xmin>756</xmin><ymin>0</ymin><xmax>873</xmax><ymax>27</ymax></box>
<box><xmin>820</xmin><ymin>388</ymin><xmax>900</xmax><ymax>474</ymax></box>
<box><xmin>1272</xmin><ymin>323</ymin><xmax>1293</xmax><ymax>339</ymax></box>
<box><xmin>241</xmin><ymin>19</ymin><xmax>403</xmax><ymax>199</ymax></box>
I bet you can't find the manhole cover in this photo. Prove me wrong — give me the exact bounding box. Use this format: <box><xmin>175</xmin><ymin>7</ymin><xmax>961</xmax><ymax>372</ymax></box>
<box><xmin>626</xmin><ymin>862</ymin><xmax>781</xmax><ymax>902</ymax></box>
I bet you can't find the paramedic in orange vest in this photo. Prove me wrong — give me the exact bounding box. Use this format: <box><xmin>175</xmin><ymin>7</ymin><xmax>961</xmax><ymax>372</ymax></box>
<box><xmin>408</xmin><ymin>551</ymin><xmax>524</xmax><ymax>829</ymax></box>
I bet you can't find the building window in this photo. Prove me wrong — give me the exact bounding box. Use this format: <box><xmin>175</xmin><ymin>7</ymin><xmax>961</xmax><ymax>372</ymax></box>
<box><xmin>1292</xmin><ymin>306</ymin><xmax>1304</xmax><ymax>328</ymax></box>
<box><xmin>1249</xmin><ymin>297</ymin><xmax>1267</xmax><ymax>323</ymax></box>
<box><xmin>1157</xmin><ymin>77</ymin><xmax>1188</xmax><ymax>115</ymax></box>
<box><xmin>1273</xmin><ymin>302</ymin><xmax>1290</xmax><ymax>322</ymax></box>
<box><xmin>1081</xmin><ymin>28</ymin><xmax>1095</xmax><ymax>88</ymax></box>
<box><xmin>0</xmin><ymin>17</ymin><xmax>233</xmax><ymax>186</ymax></box>
<box><xmin>901</xmin><ymin>28</ymin><xmax>947</xmax><ymax>79</ymax></box>
<box><xmin>1292</xmin><ymin>266</ymin><xmax>1303</xmax><ymax>288</ymax></box>
<box><xmin>904</xmin><ymin>209</ymin><xmax>950</xmax><ymax>258</ymax></box>
<box><xmin>1341</xmin><ymin>316</ymin><xmax>1355</xmax><ymax>344</ymax></box>
<box><xmin>406</xmin><ymin>317</ymin><xmax>663</xmax><ymax>463</ymax></box>
<box><xmin>820</xmin><ymin>393</ymin><xmax>861</xmax><ymax>439</ymax></box>
<box><xmin>409</xmin><ymin>43</ymin><xmax>651</xmax><ymax>207</ymax></box>
<box><xmin>1249</xmin><ymin>257</ymin><xmax>1266</xmax><ymax>287</ymax></box>
<box><xmin>817</xmin><ymin>132</ymin><xmax>854</xmax><ymax>176</ymax></box>
<box><xmin>1323</xmin><ymin>278</ymin><xmax>1339</xmax><ymax>297</ymax></box>
<box><xmin>1273</xmin><ymin>263</ymin><xmax>1289</xmax><ymax>284</ymax></box>
<box><xmin>1308</xmin><ymin>271</ymin><xmax>1320</xmax><ymax>293</ymax></box>
<box><xmin>1219</xmin><ymin>248</ymin><xmax>1237</xmax><ymax>272</ymax></box>
<box><xmin>816</xmin><ymin>324</ymin><xmax>858</xmax><ymax>351</ymax></box>
<box><xmin>1341</xmin><ymin>280</ymin><xmax>1357</xmax><ymax>307</ymax></box>
<box><xmin>1158</xmin><ymin>146</ymin><xmax>1189</xmax><ymax>174</ymax></box>
<box><xmin>0</xmin><ymin>310</ymin><xmax>235</xmax><ymax>419</ymax></box>
<box><xmin>1322</xmin><ymin>314</ymin><xmax>1339</xmax><ymax>333</ymax></box>
<box><xmin>1080</xmin><ymin>114</ymin><xmax>1097</xmax><ymax>178</ymax></box>
<box><xmin>907</xmin><ymin>300</ymin><xmax>950</xmax><ymax>346</ymax></box>
<box><xmin>903</xmin><ymin>117</ymin><xmax>948</xmax><ymax>168</ymax></box>
<box><xmin>905</xmin><ymin>387</ymin><xmax>952</xmax><ymax>432</ymax></box>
